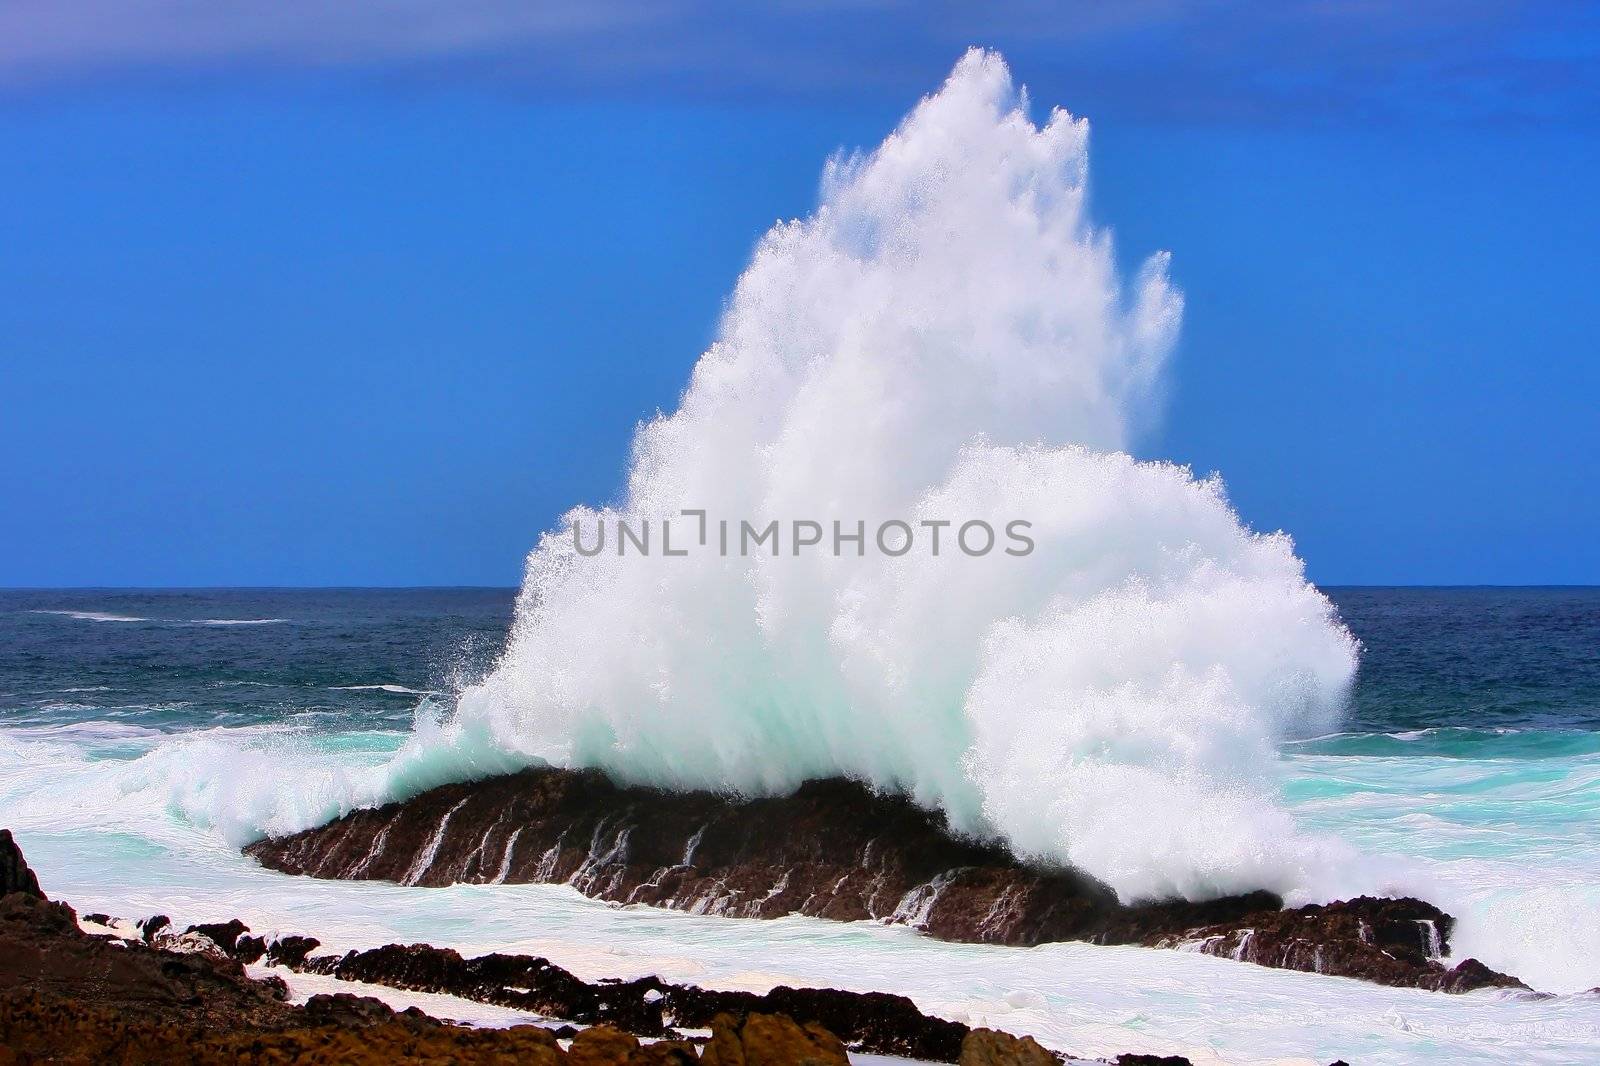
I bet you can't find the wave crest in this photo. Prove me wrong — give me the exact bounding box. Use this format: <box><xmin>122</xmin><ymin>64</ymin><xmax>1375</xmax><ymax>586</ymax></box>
<box><xmin>389</xmin><ymin>49</ymin><xmax>1359</xmax><ymax>903</ymax></box>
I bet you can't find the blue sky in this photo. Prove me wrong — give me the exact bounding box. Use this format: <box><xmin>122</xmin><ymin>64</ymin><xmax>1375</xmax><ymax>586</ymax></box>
<box><xmin>2</xmin><ymin>2</ymin><xmax>1597</xmax><ymax>586</ymax></box>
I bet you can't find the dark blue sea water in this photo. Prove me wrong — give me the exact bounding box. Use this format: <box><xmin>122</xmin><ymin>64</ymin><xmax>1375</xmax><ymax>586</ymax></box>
<box><xmin>1334</xmin><ymin>586</ymin><xmax>1600</xmax><ymax>733</ymax></box>
<box><xmin>4</xmin><ymin>586</ymin><xmax>1596</xmax><ymax>737</ymax></box>
<box><xmin>0</xmin><ymin>588</ymin><xmax>513</xmax><ymax>733</ymax></box>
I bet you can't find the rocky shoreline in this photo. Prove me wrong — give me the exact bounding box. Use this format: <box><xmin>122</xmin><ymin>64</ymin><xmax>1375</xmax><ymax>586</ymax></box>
<box><xmin>1</xmin><ymin>828</ymin><xmax>1199</xmax><ymax>1065</ymax></box>
<box><xmin>247</xmin><ymin>767</ymin><xmax>1525</xmax><ymax>993</ymax></box>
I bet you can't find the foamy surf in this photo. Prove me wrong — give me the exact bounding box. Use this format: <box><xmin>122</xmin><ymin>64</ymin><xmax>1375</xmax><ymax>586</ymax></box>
<box><xmin>31</xmin><ymin>610</ymin><xmax>288</xmax><ymax>626</ymax></box>
<box><xmin>5</xmin><ymin>772</ymin><xmax>1599</xmax><ymax>1064</ymax></box>
<box><xmin>330</xmin><ymin>685</ymin><xmax>443</xmax><ymax>696</ymax></box>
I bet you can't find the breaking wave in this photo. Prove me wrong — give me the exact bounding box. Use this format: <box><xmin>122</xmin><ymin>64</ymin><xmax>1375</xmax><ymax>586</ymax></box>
<box><xmin>382</xmin><ymin>49</ymin><xmax>1361</xmax><ymax>904</ymax></box>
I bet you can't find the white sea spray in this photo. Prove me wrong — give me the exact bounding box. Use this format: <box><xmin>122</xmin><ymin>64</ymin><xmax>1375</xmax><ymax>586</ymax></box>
<box><xmin>388</xmin><ymin>49</ymin><xmax>1361</xmax><ymax>904</ymax></box>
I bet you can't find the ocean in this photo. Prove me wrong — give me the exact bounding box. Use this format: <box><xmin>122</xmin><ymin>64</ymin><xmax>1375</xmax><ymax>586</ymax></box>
<box><xmin>2</xmin><ymin>586</ymin><xmax>1597</xmax><ymax>1064</ymax></box>
<box><xmin>5</xmin><ymin>51</ymin><xmax>1598</xmax><ymax>1066</ymax></box>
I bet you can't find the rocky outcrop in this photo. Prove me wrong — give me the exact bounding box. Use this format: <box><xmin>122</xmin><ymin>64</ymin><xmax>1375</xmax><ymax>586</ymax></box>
<box><xmin>1153</xmin><ymin>896</ymin><xmax>1527</xmax><ymax>993</ymax></box>
<box><xmin>700</xmin><ymin>1011</ymin><xmax>848</xmax><ymax>1066</ymax></box>
<box><xmin>258</xmin><ymin>934</ymin><xmax>972</xmax><ymax>1061</ymax></box>
<box><xmin>961</xmin><ymin>1028</ymin><xmax>1058</xmax><ymax>1066</ymax></box>
<box><xmin>244</xmin><ymin>768</ymin><xmax>1270</xmax><ymax>944</ymax></box>
<box><xmin>0</xmin><ymin>839</ymin><xmax>853</xmax><ymax>1063</ymax></box>
<box><xmin>0</xmin><ymin>831</ymin><xmax>1201</xmax><ymax>1065</ymax></box>
<box><xmin>0</xmin><ymin>892</ymin><xmax>299</xmax><ymax>1033</ymax></box>
<box><xmin>245</xmin><ymin>767</ymin><xmax>1525</xmax><ymax>992</ymax></box>
<box><xmin>0</xmin><ymin>829</ymin><xmax>43</xmax><ymax>899</ymax></box>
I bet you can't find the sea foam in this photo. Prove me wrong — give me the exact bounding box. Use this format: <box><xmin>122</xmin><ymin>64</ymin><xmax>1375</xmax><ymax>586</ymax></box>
<box><xmin>387</xmin><ymin>49</ymin><xmax>1360</xmax><ymax>904</ymax></box>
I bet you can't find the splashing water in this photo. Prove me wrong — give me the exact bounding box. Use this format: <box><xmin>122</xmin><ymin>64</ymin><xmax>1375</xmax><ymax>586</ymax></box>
<box><xmin>380</xmin><ymin>49</ymin><xmax>1360</xmax><ymax>904</ymax></box>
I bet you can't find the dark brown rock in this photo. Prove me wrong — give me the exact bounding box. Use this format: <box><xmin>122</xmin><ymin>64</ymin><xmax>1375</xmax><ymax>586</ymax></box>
<box><xmin>568</xmin><ymin>1023</ymin><xmax>641</xmax><ymax>1065</ymax></box>
<box><xmin>185</xmin><ymin>917</ymin><xmax>250</xmax><ymax>952</ymax></box>
<box><xmin>0</xmin><ymin>829</ymin><xmax>43</xmax><ymax>900</ymax></box>
<box><xmin>0</xmin><ymin>986</ymin><xmax>574</xmax><ymax>1064</ymax></box>
<box><xmin>1152</xmin><ymin>895</ymin><xmax>1526</xmax><ymax>992</ymax></box>
<box><xmin>0</xmin><ymin>892</ymin><xmax>295</xmax><ymax>1033</ymax></box>
<box><xmin>0</xmin><ymin>832</ymin><xmax>985</xmax><ymax>1064</ymax></box>
<box><xmin>257</xmin><ymin>972</ymin><xmax>291</xmax><ymax>1001</ymax></box>
<box><xmin>700</xmin><ymin>1011</ymin><xmax>849</xmax><ymax>1066</ymax></box>
<box><xmin>264</xmin><ymin>933</ymin><xmax>322</xmax><ymax>968</ymax></box>
<box><xmin>213</xmin><ymin>928</ymin><xmax>970</xmax><ymax>1059</ymax></box>
<box><xmin>302</xmin><ymin>991</ymin><xmax>414</xmax><ymax>1029</ymax></box>
<box><xmin>244</xmin><ymin>768</ymin><xmax>1270</xmax><ymax>949</ymax></box>
<box><xmin>1431</xmin><ymin>957</ymin><xmax>1527</xmax><ymax>993</ymax></box>
<box><xmin>135</xmin><ymin>913</ymin><xmax>171</xmax><ymax>942</ymax></box>
<box><xmin>960</xmin><ymin>1027</ymin><xmax>1059</xmax><ymax>1066</ymax></box>
<box><xmin>233</xmin><ymin>932</ymin><xmax>267</xmax><ymax>964</ymax></box>
<box><xmin>246</xmin><ymin>770</ymin><xmax>1152</xmax><ymax>944</ymax></box>
<box><xmin>244</xmin><ymin>766</ymin><xmax>1532</xmax><ymax>992</ymax></box>
<box><xmin>759</xmin><ymin>986</ymin><xmax>968</xmax><ymax>1061</ymax></box>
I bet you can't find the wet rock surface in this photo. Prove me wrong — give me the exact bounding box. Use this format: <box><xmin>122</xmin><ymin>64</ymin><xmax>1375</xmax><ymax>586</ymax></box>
<box><xmin>0</xmin><ymin>985</ymin><xmax>572</xmax><ymax>1066</ymax></box>
<box><xmin>273</xmin><ymin>936</ymin><xmax>973</xmax><ymax>1060</ymax></box>
<box><xmin>699</xmin><ymin>1011</ymin><xmax>849</xmax><ymax>1066</ymax></box>
<box><xmin>8</xmin><ymin>828</ymin><xmax>1139</xmax><ymax>1064</ymax></box>
<box><xmin>1149</xmin><ymin>895</ymin><xmax>1527</xmax><ymax>993</ymax></box>
<box><xmin>247</xmin><ymin>767</ymin><xmax>1525</xmax><ymax>991</ymax></box>
<box><xmin>961</xmin><ymin>1028</ymin><xmax>1058</xmax><ymax>1066</ymax></box>
<box><xmin>1</xmin><ymin>891</ymin><xmax>296</xmax><ymax>1033</ymax></box>
<box><xmin>0</xmin><ymin>829</ymin><xmax>43</xmax><ymax>899</ymax></box>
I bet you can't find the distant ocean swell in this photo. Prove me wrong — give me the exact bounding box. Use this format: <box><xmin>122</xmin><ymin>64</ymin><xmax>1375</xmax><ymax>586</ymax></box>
<box><xmin>32</xmin><ymin>610</ymin><xmax>288</xmax><ymax>626</ymax></box>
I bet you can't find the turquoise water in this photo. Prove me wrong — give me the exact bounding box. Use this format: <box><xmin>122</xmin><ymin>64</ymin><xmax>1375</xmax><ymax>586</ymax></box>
<box><xmin>2</xmin><ymin>587</ymin><xmax>1598</xmax><ymax>1063</ymax></box>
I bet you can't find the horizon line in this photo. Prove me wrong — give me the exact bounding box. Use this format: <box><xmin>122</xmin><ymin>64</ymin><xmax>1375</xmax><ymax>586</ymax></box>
<box><xmin>3</xmin><ymin>583</ymin><xmax>1598</xmax><ymax>592</ymax></box>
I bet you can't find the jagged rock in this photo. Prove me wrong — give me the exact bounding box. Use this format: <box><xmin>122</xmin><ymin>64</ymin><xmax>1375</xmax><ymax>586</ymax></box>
<box><xmin>0</xmin><ymin>834</ymin><xmax>944</xmax><ymax>1064</ymax></box>
<box><xmin>264</xmin><ymin>933</ymin><xmax>322</xmax><ymax>968</ymax></box>
<box><xmin>0</xmin><ymin>987</ymin><xmax>574</xmax><ymax>1064</ymax></box>
<box><xmin>242</xmin><ymin>769</ymin><xmax>1273</xmax><ymax>948</ymax></box>
<box><xmin>0</xmin><ymin>892</ymin><xmax>295</xmax><ymax>1033</ymax></box>
<box><xmin>234</xmin><ymin>933</ymin><xmax>267</xmax><ymax>964</ymax></box>
<box><xmin>219</xmin><ymin>931</ymin><xmax>975</xmax><ymax>1059</ymax></box>
<box><xmin>244</xmin><ymin>767</ymin><xmax>1532</xmax><ymax>992</ymax></box>
<box><xmin>1116</xmin><ymin>1056</ymin><xmax>1194</xmax><ymax>1066</ymax></box>
<box><xmin>301</xmin><ymin>991</ymin><xmax>436</xmax><ymax>1029</ymax></box>
<box><xmin>1156</xmin><ymin>896</ymin><xmax>1525</xmax><ymax>992</ymax></box>
<box><xmin>185</xmin><ymin>918</ymin><xmax>249</xmax><ymax>952</ymax></box>
<box><xmin>152</xmin><ymin>927</ymin><xmax>240</xmax><ymax>966</ymax></box>
<box><xmin>701</xmin><ymin>1011</ymin><xmax>850</xmax><ymax>1066</ymax></box>
<box><xmin>0</xmin><ymin>830</ymin><xmax>43</xmax><ymax>899</ymax></box>
<box><xmin>245</xmin><ymin>769</ymin><xmax>1215</xmax><ymax>945</ymax></box>
<box><xmin>135</xmin><ymin>913</ymin><xmax>170</xmax><ymax>942</ymax></box>
<box><xmin>759</xmin><ymin>986</ymin><xmax>968</xmax><ymax>1061</ymax></box>
<box><xmin>1430</xmin><ymin>957</ymin><xmax>1527</xmax><ymax>993</ymax></box>
<box><xmin>960</xmin><ymin>1027</ymin><xmax>1059</xmax><ymax>1065</ymax></box>
<box><xmin>568</xmin><ymin>1023</ymin><xmax>642</xmax><ymax>1065</ymax></box>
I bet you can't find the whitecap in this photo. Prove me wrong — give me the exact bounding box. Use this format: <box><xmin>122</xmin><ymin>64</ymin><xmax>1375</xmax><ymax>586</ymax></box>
<box><xmin>31</xmin><ymin>609</ymin><xmax>148</xmax><ymax>623</ymax></box>
<box><xmin>194</xmin><ymin>618</ymin><xmax>289</xmax><ymax>626</ymax></box>
<box><xmin>329</xmin><ymin>684</ymin><xmax>440</xmax><ymax>696</ymax></box>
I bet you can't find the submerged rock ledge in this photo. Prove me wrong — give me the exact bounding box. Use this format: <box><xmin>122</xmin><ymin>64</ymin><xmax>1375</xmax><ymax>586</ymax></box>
<box><xmin>246</xmin><ymin>768</ymin><xmax>1524</xmax><ymax>992</ymax></box>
